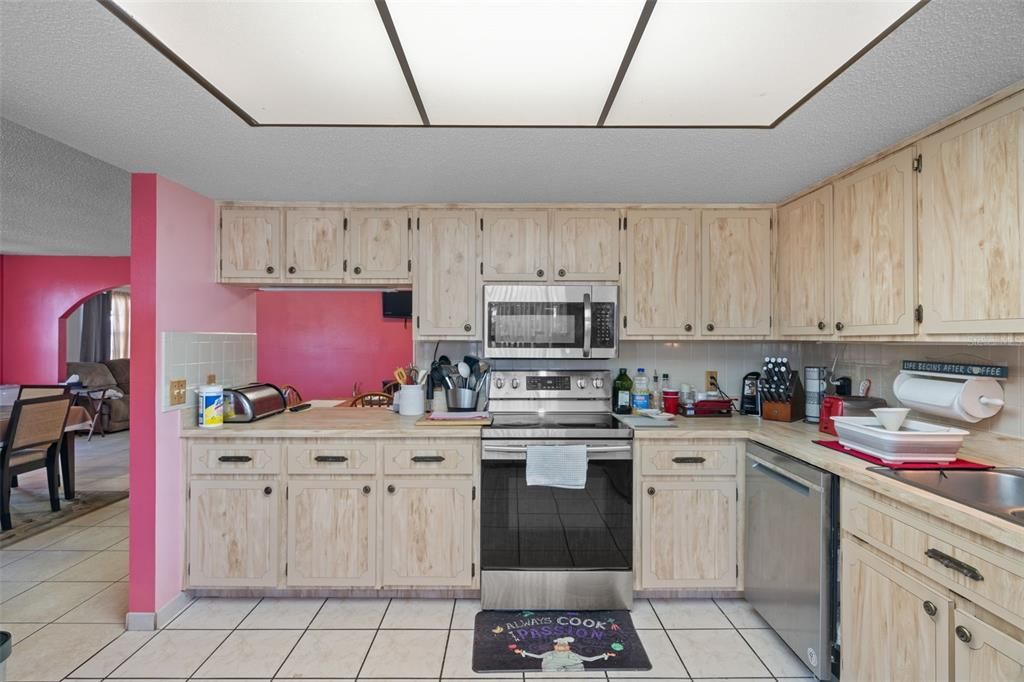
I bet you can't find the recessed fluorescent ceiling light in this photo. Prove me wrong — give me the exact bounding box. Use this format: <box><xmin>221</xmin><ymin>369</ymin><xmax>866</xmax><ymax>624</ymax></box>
<box><xmin>387</xmin><ymin>0</ymin><xmax>645</xmax><ymax>126</ymax></box>
<box><xmin>605</xmin><ymin>0</ymin><xmax>919</xmax><ymax>127</ymax></box>
<box><xmin>112</xmin><ymin>0</ymin><xmax>421</xmax><ymax>125</ymax></box>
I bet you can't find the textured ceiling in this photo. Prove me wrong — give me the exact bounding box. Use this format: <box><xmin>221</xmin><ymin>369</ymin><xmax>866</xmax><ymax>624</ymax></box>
<box><xmin>0</xmin><ymin>0</ymin><xmax>1022</xmax><ymax>216</ymax></box>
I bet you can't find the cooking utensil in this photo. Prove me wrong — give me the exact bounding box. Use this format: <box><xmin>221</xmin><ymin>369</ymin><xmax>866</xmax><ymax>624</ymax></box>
<box><xmin>394</xmin><ymin>368</ymin><xmax>408</xmax><ymax>385</ymax></box>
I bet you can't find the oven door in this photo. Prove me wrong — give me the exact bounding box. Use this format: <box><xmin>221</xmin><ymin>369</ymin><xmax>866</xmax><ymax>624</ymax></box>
<box><xmin>484</xmin><ymin>285</ymin><xmax>596</xmax><ymax>359</ymax></box>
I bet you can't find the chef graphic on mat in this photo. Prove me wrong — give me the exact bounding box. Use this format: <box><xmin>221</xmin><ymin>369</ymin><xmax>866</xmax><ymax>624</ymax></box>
<box><xmin>515</xmin><ymin>636</ymin><xmax>616</xmax><ymax>672</ymax></box>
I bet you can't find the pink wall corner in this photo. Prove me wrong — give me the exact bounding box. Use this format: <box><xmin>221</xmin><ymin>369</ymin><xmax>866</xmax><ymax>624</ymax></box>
<box><xmin>0</xmin><ymin>255</ymin><xmax>130</xmax><ymax>384</ymax></box>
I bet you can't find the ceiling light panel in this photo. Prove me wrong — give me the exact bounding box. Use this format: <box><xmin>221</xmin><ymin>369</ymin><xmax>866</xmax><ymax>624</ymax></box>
<box><xmin>113</xmin><ymin>0</ymin><xmax>421</xmax><ymax>125</ymax></box>
<box><xmin>388</xmin><ymin>0</ymin><xmax>646</xmax><ymax>126</ymax></box>
<box><xmin>605</xmin><ymin>0</ymin><xmax>918</xmax><ymax>127</ymax></box>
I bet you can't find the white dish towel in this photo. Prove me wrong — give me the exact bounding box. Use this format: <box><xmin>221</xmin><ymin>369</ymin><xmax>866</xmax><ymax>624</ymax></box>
<box><xmin>525</xmin><ymin>444</ymin><xmax>588</xmax><ymax>490</ymax></box>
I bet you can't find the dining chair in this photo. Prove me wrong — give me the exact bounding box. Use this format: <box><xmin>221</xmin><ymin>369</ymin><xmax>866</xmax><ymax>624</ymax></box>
<box><xmin>348</xmin><ymin>392</ymin><xmax>394</xmax><ymax>407</ymax></box>
<box><xmin>1</xmin><ymin>395</ymin><xmax>72</xmax><ymax>530</ymax></box>
<box><xmin>16</xmin><ymin>385</ymin><xmax>69</xmax><ymax>400</ymax></box>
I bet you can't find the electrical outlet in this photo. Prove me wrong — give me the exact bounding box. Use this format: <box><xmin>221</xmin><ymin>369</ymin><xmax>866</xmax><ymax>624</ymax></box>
<box><xmin>169</xmin><ymin>379</ymin><xmax>187</xmax><ymax>406</ymax></box>
<box><xmin>705</xmin><ymin>370</ymin><xmax>719</xmax><ymax>392</ymax></box>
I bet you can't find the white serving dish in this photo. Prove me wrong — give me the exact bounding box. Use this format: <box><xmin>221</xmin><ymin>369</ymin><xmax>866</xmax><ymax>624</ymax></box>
<box><xmin>831</xmin><ymin>416</ymin><xmax>969</xmax><ymax>463</ymax></box>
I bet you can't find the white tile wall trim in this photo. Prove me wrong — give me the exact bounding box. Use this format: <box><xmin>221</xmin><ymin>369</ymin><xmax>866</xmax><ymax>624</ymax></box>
<box><xmin>161</xmin><ymin>332</ymin><xmax>257</xmax><ymax>412</ymax></box>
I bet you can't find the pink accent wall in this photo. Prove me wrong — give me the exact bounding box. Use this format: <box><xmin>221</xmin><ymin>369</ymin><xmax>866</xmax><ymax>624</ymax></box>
<box><xmin>129</xmin><ymin>174</ymin><xmax>256</xmax><ymax>615</ymax></box>
<box><xmin>256</xmin><ymin>291</ymin><xmax>412</xmax><ymax>399</ymax></box>
<box><xmin>0</xmin><ymin>255</ymin><xmax>130</xmax><ymax>384</ymax></box>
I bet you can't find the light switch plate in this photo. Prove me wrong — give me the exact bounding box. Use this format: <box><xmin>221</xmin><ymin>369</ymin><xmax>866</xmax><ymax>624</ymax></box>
<box><xmin>170</xmin><ymin>379</ymin><xmax>187</xmax><ymax>406</ymax></box>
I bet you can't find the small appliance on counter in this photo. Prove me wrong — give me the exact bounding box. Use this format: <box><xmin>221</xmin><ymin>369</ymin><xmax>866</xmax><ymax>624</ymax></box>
<box><xmin>682</xmin><ymin>395</ymin><xmax>735</xmax><ymax>417</ymax></box>
<box><xmin>818</xmin><ymin>395</ymin><xmax>888</xmax><ymax>436</ymax></box>
<box><xmin>740</xmin><ymin>372</ymin><xmax>760</xmax><ymax>415</ymax></box>
<box><xmin>223</xmin><ymin>383</ymin><xmax>287</xmax><ymax>422</ymax></box>
<box><xmin>758</xmin><ymin>357</ymin><xmax>805</xmax><ymax>422</ymax></box>
<box><xmin>804</xmin><ymin>366</ymin><xmax>829</xmax><ymax>424</ymax></box>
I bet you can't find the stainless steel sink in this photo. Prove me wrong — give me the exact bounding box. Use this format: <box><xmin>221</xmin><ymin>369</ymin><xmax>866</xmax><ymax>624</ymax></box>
<box><xmin>867</xmin><ymin>467</ymin><xmax>1024</xmax><ymax>526</ymax></box>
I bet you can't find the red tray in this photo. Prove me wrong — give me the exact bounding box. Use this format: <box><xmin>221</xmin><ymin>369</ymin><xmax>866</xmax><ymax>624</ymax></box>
<box><xmin>813</xmin><ymin>439</ymin><xmax>992</xmax><ymax>470</ymax></box>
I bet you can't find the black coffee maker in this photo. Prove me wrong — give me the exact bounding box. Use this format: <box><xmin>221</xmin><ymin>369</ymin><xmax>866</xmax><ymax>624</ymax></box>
<box><xmin>740</xmin><ymin>372</ymin><xmax>760</xmax><ymax>415</ymax></box>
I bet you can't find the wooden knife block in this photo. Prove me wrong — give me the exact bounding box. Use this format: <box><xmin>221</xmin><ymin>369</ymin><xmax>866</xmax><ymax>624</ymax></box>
<box><xmin>761</xmin><ymin>376</ymin><xmax>806</xmax><ymax>422</ymax></box>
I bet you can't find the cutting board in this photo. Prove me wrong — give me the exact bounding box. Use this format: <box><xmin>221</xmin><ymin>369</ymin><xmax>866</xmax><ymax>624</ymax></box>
<box><xmin>415</xmin><ymin>415</ymin><xmax>493</xmax><ymax>427</ymax></box>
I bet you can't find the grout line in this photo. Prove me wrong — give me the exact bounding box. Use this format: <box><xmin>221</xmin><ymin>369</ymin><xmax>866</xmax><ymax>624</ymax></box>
<box><xmin>354</xmin><ymin>597</ymin><xmax>391</xmax><ymax>680</ymax></box>
<box><xmin>435</xmin><ymin>598</ymin><xmax>458</xmax><ymax>681</ymax></box>
<box><xmin>172</xmin><ymin>598</ymin><xmax>263</xmax><ymax>681</ymax></box>
<box><xmin>65</xmin><ymin>626</ymin><xmax>157</xmax><ymax>680</ymax></box>
<box><xmin>713</xmin><ymin>599</ymin><xmax>778</xmax><ymax>679</ymax></box>
<box><xmin>269</xmin><ymin>597</ymin><xmax>326</xmax><ymax>680</ymax></box>
<box><xmin>647</xmin><ymin>598</ymin><xmax>691</xmax><ymax>680</ymax></box>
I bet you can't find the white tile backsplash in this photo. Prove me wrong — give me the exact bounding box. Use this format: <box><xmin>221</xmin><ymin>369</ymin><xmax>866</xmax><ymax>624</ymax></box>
<box><xmin>161</xmin><ymin>332</ymin><xmax>257</xmax><ymax>411</ymax></box>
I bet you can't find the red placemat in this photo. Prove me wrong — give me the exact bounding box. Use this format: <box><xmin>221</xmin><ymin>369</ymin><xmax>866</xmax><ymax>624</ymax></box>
<box><xmin>813</xmin><ymin>439</ymin><xmax>992</xmax><ymax>470</ymax></box>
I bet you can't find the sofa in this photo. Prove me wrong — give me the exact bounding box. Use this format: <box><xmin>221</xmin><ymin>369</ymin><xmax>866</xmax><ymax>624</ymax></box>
<box><xmin>66</xmin><ymin>359</ymin><xmax>130</xmax><ymax>432</ymax></box>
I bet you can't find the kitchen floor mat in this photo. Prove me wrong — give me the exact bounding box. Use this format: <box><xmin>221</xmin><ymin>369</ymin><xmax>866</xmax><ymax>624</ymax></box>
<box><xmin>472</xmin><ymin>609</ymin><xmax>651</xmax><ymax>673</ymax></box>
<box><xmin>813</xmin><ymin>439</ymin><xmax>992</xmax><ymax>469</ymax></box>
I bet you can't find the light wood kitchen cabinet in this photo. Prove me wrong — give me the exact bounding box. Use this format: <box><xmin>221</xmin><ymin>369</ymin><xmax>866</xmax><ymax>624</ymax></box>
<box><xmin>832</xmin><ymin>148</ymin><xmax>917</xmax><ymax>336</ymax></box>
<box><xmin>777</xmin><ymin>187</ymin><xmax>833</xmax><ymax>335</ymax></box>
<box><xmin>286</xmin><ymin>479</ymin><xmax>376</xmax><ymax>587</ymax></box>
<box><xmin>918</xmin><ymin>91</ymin><xmax>1024</xmax><ymax>335</ymax></box>
<box><xmin>550</xmin><ymin>209</ymin><xmax>621</xmax><ymax>281</ymax></box>
<box><xmin>953</xmin><ymin>611</ymin><xmax>1024</xmax><ymax>682</ymax></box>
<box><xmin>841</xmin><ymin>540</ymin><xmax>952</xmax><ymax>682</ymax></box>
<box><xmin>187</xmin><ymin>479</ymin><xmax>279</xmax><ymax>587</ymax></box>
<box><xmin>622</xmin><ymin>209</ymin><xmax>699</xmax><ymax>337</ymax></box>
<box><xmin>639</xmin><ymin>479</ymin><xmax>737</xmax><ymax>589</ymax></box>
<box><xmin>220</xmin><ymin>208</ymin><xmax>282</xmax><ymax>282</ymax></box>
<box><xmin>700</xmin><ymin>209</ymin><xmax>772</xmax><ymax>336</ymax></box>
<box><xmin>381</xmin><ymin>478</ymin><xmax>475</xmax><ymax>587</ymax></box>
<box><xmin>283</xmin><ymin>208</ymin><xmax>345</xmax><ymax>281</ymax></box>
<box><xmin>414</xmin><ymin>209</ymin><xmax>480</xmax><ymax>338</ymax></box>
<box><xmin>346</xmin><ymin>209</ymin><xmax>411</xmax><ymax>283</ymax></box>
<box><xmin>481</xmin><ymin>209</ymin><xmax>550</xmax><ymax>281</ymax></box>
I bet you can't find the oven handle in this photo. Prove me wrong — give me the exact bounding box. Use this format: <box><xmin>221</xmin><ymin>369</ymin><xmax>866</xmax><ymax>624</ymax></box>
<box><xmin>583</xmin><ymin>292</ymin><xmax>592</xmax><ymax>359</ymax></box>
<box><xmin>482</xmin><ymin>444</ymin><xmax>632</xmax><ymax>461</ymax></box>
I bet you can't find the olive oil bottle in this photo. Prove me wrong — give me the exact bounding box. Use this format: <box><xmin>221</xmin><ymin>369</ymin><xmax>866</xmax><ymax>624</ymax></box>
<box><xmin>613</xmin><ymin>368</ymin><xmax>633</xmax><ymax>414</ymax></box>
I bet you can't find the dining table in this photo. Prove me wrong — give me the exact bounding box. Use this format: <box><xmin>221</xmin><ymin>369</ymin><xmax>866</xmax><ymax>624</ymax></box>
<box><xmin>0</xmin><ymin>404</ymin><xmax>92</xmax><ymax>500</ymax></box>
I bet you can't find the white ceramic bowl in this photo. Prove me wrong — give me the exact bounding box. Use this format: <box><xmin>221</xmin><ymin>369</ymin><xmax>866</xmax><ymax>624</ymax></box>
<box><xmin>871</xmin><ymin>407</ymin><xmax>910</xmax><ymax>432</ymax></box>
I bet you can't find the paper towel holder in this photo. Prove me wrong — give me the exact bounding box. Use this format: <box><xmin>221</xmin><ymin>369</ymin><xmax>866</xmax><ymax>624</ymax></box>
<box><xmin>893</xmin><ymin>368</ymin><xmax>1006</xmax><ymax>424</ymax></box>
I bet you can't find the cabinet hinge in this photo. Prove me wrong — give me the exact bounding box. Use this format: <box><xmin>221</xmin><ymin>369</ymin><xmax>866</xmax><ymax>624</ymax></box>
<box><xmin>286</xmin><ymin>486</ymin><xmax>289</xmax><ymax>500</ymax></box>
<box><xmin>343</xmin><ymin>259</ymin><xmax>348</xmax><ymax>272</ymax></box>
<box><xmin>416</xmin><ymin>315</ymin><xmax>420</xmax><ymax>329</ymax></box>
<box><xmin>736</xmin><ymin>488</ymin><xmax>739</xmax><ymax>501</ymax></box>
<box><xmin>480</xmin><ymin>217</ymin><xmax>484</xmax><ymax>232</ymax></box>
<box><xmin>343</xmin><ymin>217</ymin><xmax>348</xmax><ymax>231</ymax></box>
<box><xmin>187</xmin><ymin>486</ymin><xmax>190</xmax><ymax>500</ymax></box>
<box><xmin>623</xmin><ymin>315</ymin><xmax>627</xmax><ymax>329</ymax></box>
<box><xmin>736</xmin><ymin>564</ymin><xmax>739</xmax><ymax>578</ymax></box>
<box><xmin>618</xmin><ymin>261</ymin><xmax>621</xmax><ymax>275</ymax></box>
<box><xmin>480</xmin><ymin>262</ymin><xmax>483</xmax><ymax>275</ymax></box>
<box><xmin>912</xmin><ymin>154</ymin><xmax>923</xmax><ymax>173</ymax></box>
<box><xmin>472</xmin><ymin>485</ymin><xmax>477</xmax><ymax>501</ymax></box>
<box><xmin>416</xmin><ymin>217</ymin><xmax>420</xmax><ymax>231</ymax></box>
<box><xmin>915</xmin><ymin>304</ymin><xmax>924</xmax><ymax>323</ymax></box>
<box><xmin>187</xmin><ymin>563</ymin><xmax>190</xmax><ymax>576</ymax></box>
<box><xmin>472</xmin><ymin>562</ymin><xmax>476</xmax><ymax>578</ymax></box>
<box><xmin>623</xmin><ymin>217</ymin><xmax>627</xmax><ymax>231</ymax></box>
<box><xmin>285</xmin><ymin>563</ymin><xmax>288</xmax><ymax>577</ymax></box>
<box><xmin>408</xmin><ymin>259</ymin><xmax>412</xmax><ymax>273</ymax></box>
<box><xmin>407</xmin><ymin>217</ymin><xmax>411</xmax><ymax>231</ymax></box>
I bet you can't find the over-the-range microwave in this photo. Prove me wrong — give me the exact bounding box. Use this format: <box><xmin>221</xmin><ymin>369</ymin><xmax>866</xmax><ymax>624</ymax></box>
<box><xmin>483</xmin><ymin>284</ymin><xmax>618</xmax><ymax>359</ymax></box>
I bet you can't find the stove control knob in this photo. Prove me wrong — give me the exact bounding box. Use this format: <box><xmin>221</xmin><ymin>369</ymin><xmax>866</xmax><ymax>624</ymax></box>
<box><xmin>494</xmin><ymin>377</ymin><xmax>504</xmax><ymax>389</ymax></box>
<box><xmin>511</xmin><ymin>378</ymin><xmax>520</xmax><ymax>389</ymax></box>
<box><xmin>577</xmin><ymin>379</ymin><xmax>587</xmax><ymax>389</ymax></box>
<box><xmin>593</xmin><ymin>378</ymin><xmax>604</xmax><ymax>389</ymax></box>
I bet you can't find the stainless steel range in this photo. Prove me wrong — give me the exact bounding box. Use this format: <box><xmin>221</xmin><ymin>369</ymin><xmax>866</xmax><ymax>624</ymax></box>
<box><xmin>480</xmin><ymin>369</ymin><xmax>634</xmax><ymax>611</ymax></box>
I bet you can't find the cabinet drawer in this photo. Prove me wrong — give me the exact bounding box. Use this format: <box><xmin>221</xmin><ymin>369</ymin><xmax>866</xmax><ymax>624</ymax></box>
<box><xmin>382</xmin><ymin>440</ymin><xmax>476</xmax><ymax>476</ymax></box>
<box><xmin>639</xmin><ymin>441</ymin><xmax>738</xmax><ymax>476</ymax></box>
<box><xmin>190</xmin><ymin>442</ymin><xmax>281</xmax><ymax>474</ymax></box>
<box><xmin>286</xmin><ymin>441</ymin><xmax>377</xmax><ymax>475</ymax></box>
<box><xmin>842</xmin><ymin>485</ymin><xmax>1024</xmax><ymax>630</ymax></box>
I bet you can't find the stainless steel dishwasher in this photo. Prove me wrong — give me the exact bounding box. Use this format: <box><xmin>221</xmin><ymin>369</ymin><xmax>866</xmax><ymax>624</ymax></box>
<box><xmin>745</xmin><ymin>442</ymin><xmax>839</xmax><ymax>681</ymax></box>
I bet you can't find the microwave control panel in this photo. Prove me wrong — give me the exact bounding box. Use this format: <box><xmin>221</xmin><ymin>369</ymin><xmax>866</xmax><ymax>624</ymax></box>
<box><xmin>592</xmin><ymin>302</ymin><xmax>616</xmax><ymax>348</ymax></box>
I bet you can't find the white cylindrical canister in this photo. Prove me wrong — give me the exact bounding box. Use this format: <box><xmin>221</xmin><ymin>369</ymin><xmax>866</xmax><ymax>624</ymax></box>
<box><xmin>398</xmin><ymin>384</ymin><xmax>425</xmax><ymax>416</ymax></box>
<box><xmin>198</xmin><ymin>384</ymin><xmax>224</xmax><ymax>428</ymax></box>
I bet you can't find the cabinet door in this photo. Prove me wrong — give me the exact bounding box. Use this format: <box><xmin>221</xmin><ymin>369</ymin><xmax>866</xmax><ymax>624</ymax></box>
<box><xmin>188</xmin><ymin>479</ymin><xmax>279</xmax><ymax>587</ymax></box>
<box><xmin>346</xmin><ymin>209</ymin><xmax>411</xmax><ymax>282</ymax></box>
<box><xmin>777</xmin><ymin>187</ymin><xmax>833</xmax><ymax>335</ymax></box>
<box><xmin>220</xmin><ymin>208</ymin><xmax>282</xmax><ymax>282</ymax></box>
<box><xmin>833</xmin><ymin>148</ymin><xmax>917</xmax><ymax>335</ymax></box>
<box><xmin>414</xmin><ymin>209</ymin><xmax>479</xmax><ymax>338</ymax></box>
<box><xmin>287</xmin><ymin>479</ymin><xmax>376</xmax><ymax>587</ymax></box>
<box><xmin>284</xmin><ymin>208</ymin><xmax>345</xmax><ymax>281</ymax></box>
<box><xmin>954</xmin><ymin>610</ymin><xmax>1024</xmax><ymax>682</ymax></box>
<box><xmin>640</xmin><ymin>479</ymin><xmax>736</xmax><ymax>589</ymax></box>
<box><xmin>551</xmin><ymin>209</ymin><xmax>621</xmax><ymax>281</ymax></box>
<box><xmin>919</xmin><ymin>92</ymin><xmax>1024</xmax><ymax>334</ymax></box>
<box><xmin>382</xmin><ymin>478</ymin><xmax>474</xmax><ymax>587</ymax></box>
<box><xmin>700</xmin><ymin>209</ymin><xmax>772</xmax><ymax>335</ymax></box>
<box><xmin>841</xmin><ymin>541</ymin><xmax>951</xmax><ymax>682</ymax></box>
<box><xmin>481</xmin><ymin>209</ymin><xmax>550</xmax><ymax>281</ymax></box>
<box><xmin>622</xmin><ymin>209</ymin><xmax>699</xmax><ymax>337</ymax></box>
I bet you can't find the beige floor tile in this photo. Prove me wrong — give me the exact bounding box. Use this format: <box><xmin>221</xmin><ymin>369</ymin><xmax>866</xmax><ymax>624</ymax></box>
<box><xmin>359</xmin><ymin>629</ymin><xmax>448</xmax><ymax>678</ymax></box>
<box><xmin>58</xmin><ymin>582</ymin><xmax>129</xmax><ymax>623</ymax></box>
<box><xmin>0</xmin><ymin>621</ymin><xmax>46</xmax><ymax>645</ymax></box>
<box><xmin>627</xmin><ymin>599</ymin><xmax>663</xmax><ymax>629</ymax></box>
<box><xmin>450</xmin><ymin>599</ymin><xmax>481</xmax><ymax>630</ymax></box>
<box><xmin>110</xmin><ymin>629</ymin><xmax>230</xmax><ymax>678</ymax></box>
<box><xmin>740</xmin><ymin>628</ymin><xmax>813</xmax><ymax>678</ymax></box>
<box><xmin>380</xmin><ymin>598</ymin><xmax>455</xmax><ymax>629</ymax></box>
<box><xmin>239</xmin><ymin>597</ymin><xmax>325</xmax><ymax>629</ymax></box>
<box><xmin>102</xmin><ymin>679</ymin><xmax>185</xmax><ymax>682</ymax></box>
<box><xmin>0</xmin><ymin>580</ymin><xmax>110</xmax><ymax>622</ymax></box>
<box><xmin>2</xmin><ymin>523</ymin><xmax>88</xmax><ymax>550</ymax></box>
<box><xmin>194</xmin><ymin>629</ymin><xmax>302</xmax><ymax>678</ymax></box>
<box><xmin>68</xmin><ymin>631</ymin><xmax>155</xmax><ymax>678</ymax></box>
<box><xmin>714</xmin><ymin>599</ymin><xmax>768</xmax><ymax>628</ymax></box>
<box><xmin>443</xmin><ymin>629</ymin><xmax>526</xmax><ymax>679</ymax></box>
<box><xmin>310</xmin><ymin>598</ymin><xmax>389</xmax><ymax>629</ymax></box>
<box><xmin>0</xmin><ymin>549</ymin><xmax>34</xmax><ymax>567</ymax></box>
<box><xmin>607</xmin><ymin>628</ymin><xmax>688</xmax><ymax>679</ymax></box>
<box><xmin>111</xmin><ymin>537</ymin><xmax>129</xmax><ymax>550</ymax></box>
<box><xmin>51</xmin><ymin>550</ymin><xmax>128</xmax><ymax>581</ymax></box>
<box><xmin>276</xmin><ymin>629</ymin><xmax>376</xmax><ymax>678</ymax></box>
<box><xmin>168</xmin><ymin>596</ymin><xmax>259</xmax><ymax>629</ymax></box>
<box><xmin>97</xmin><ymin>510</ymin><xmax>130</xmax><ymax>526</ymax></box>
<box><xmin>44</xmin><ymin>525</ymin><xmax>128</xmax><ymax>551</ymax></box>
<box><xmin>0</xmin><ymin>549</ymin><xmax>95</xmax><ymax>581</ymax></box>
<box><xmin>0</xmin><ymin>581</ymin><xmax>39</xmax><ymax>602</ymax></box>
<box><xmin>5</xmin><ymin>622</ymin><xmax>124</xmax><ymax>681</ymax></box>
<box><xmin>669</xmin><ymin>629</ymin><xmax>770</xmax><ymax>679</ymax></box>
<box><xmin>691</xmin><ymin>679</ymin><xmax>772</xmax><ymax>682</ymax></box>
<box><xmin>67</xmin><ymin>504</ymin><xmax>126</xmax><ymax>527</ymax></box>
<box><xmin>650</xmin><ymin>599</ymin><xmax>732</xmax><ymax>629</ymax></box>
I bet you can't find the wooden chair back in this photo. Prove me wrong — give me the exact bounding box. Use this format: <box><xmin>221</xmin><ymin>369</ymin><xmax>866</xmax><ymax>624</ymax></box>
<box><xmin>381</xmin><ymin>382</ymin><xmax>400</xmax><ymax>397</ymax></box>
<box><xmin>5</xmin><ymin>396</ymin><xmax>72</xmax><ymax>452</ymax></box>
<box><xmin>17</xmin><ymin>385</ymin><xmax>68</xmax><ymax>400</ymax></box>
<box><xmin>348</xmin><ymin>392</ymin><xmax>394</xmax><ymax>408</ymax></box>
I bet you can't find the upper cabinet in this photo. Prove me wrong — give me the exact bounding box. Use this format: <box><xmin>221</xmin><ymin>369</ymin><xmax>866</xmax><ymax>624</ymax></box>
<box><xmin>481</xmin><ymin>209</ymin><xmax>550</xmax><ymax>281</ymax></box>
<box><xmin>777</xmin><ymin>187</ymin><xmax>833</xmax><ymax>335</ymax></box>
<box><xmin>284</xmin><ymin>208</ymin><xmax>345</xmax><ymax>281</ymax></box>
<box><xmin>414</xmin><ymin>209</ymin><xmax>480</xmax><ymax>339</ymax></box>
<box><xmin>551</xmin><ymin>209</ymin><xmax>621</xmax><ymax>281</ymax></box>
<box><xmin>221</xmin><ymin>208</ymin><xmax>282</xmax><ymax>282</ymax></box>
<box><xmin>346</xmin><ymin>209</ymin><xmax>412</xmax><ymax>283</ymax></box>
<box><xmin>700</xmin><ymin>209</ymin><xmax>772</xmax><ymax>336</ymax></box>
<box><xmin>622</xmin><ymin>209</ymin><xmax>699</xmax><ymax>337</ymax></box>
<box><xmin>832</xmin><ymin>148</ymin><xmax>917</xmax><ymax>336</ymax></box>
<box><xmin>918</xmin><ymin>91</ymin><xmax>1024</xmax><ymax>335</ymax></box>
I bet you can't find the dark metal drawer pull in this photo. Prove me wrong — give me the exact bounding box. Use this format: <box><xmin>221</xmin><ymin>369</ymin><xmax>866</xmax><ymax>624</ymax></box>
<box><xmin>218</xmin><ymin>455</ymin><xmax>252</xmax><ymax>463</ymax></box>
<box><xmin>314</xmin><ymin>455</ymin><xmax>349</xmax><ymax>463</ymax></box>
<box><xmin>411</xmin><ymin>455</ymin><xmax>445</xmax><ymax>463</ymax></box>
<box><xmin>672</xmin><ymin>456</ymin><xmax>706</xmax><ymax>464</ymax></box>
<box><xmin>925</xmin><ymin>548</ymin><xmax>984</xmax><ymax>581</ymax></box>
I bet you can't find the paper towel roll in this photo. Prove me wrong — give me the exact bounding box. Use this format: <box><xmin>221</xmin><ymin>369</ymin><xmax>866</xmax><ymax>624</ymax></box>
<box><xmin>893</xmin><ymin>374</ymin><xmax>1004</xmax><ymax>423</ymax></box>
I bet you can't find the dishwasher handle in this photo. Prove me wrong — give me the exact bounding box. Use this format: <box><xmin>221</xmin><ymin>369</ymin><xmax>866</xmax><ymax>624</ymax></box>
<box><xmin>747</xmin><ymin>452</ymin><xmax>821</xmax><ymax>495</ymax></box>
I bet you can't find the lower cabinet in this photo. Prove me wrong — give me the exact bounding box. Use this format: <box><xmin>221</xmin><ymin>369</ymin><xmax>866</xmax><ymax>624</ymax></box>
<box><xmin>954</xmin><ymin>611</ymin><xmax>1024</xmax><ymax>682</ymax></box>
